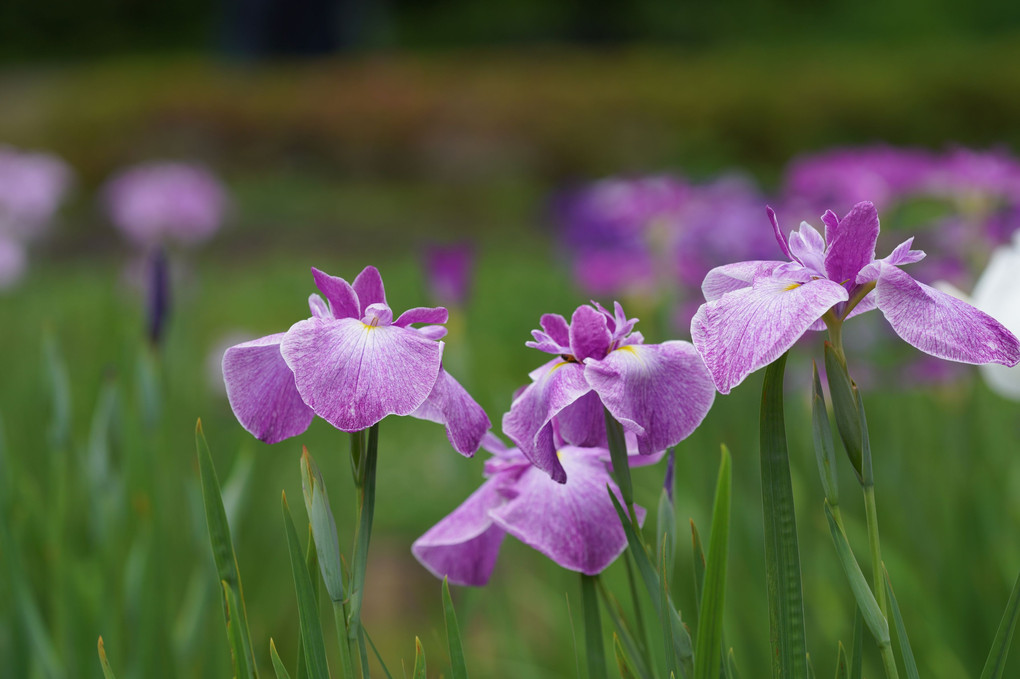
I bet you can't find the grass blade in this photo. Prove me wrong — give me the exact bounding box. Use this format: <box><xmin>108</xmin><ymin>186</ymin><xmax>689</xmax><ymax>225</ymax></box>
<box><xmin>835</xmin><ymin>642</ymin><xmax>849</xmax><ymax>679</ymax></box>
<box><xmin>596</xmin><ymin>581</ymin><xmax>653</xmax><ymax>679</ymax></box>
<box><xmin>690</xmin><ymin>520</ymin><xmax>706</xmax><ymax>618</ymax></box>
<box><xmin>97</xmin><ymin>637</ymin><xmax>117</xmax><ymax>679</ymax></box>
<box><xmin>282</xmin><ymin>492</ymin><xmax>330</xmax><ymax>679</ymax></box>
<box><xmin>364</xmin><ymin>627</ymin><xmax>396</xmax><ymax>679</ymax></box>
<box><xmin>823</xmin><ymin>503</ymin><xmax>888</xmax><ymax>646</ymax></box>
<box><xmin>442</xmin><ymin>577</ymin><xmax>469</xmax><ymax>679</ymax></box>
<box><xmin>694</xmin><ymin>446</ymin><xmax>731</xmax><ymax>679</ymax></box>
<box><xmin>657</xmin><ymin>487</ymin><xmax>677</xmax><ymax>584</ymax></box>
<box><xmin>850</xmin><ymin>608</ymin><xmax>863</xmax><ymax>679</ymax></box>
<box><xmin>270</xmin><ymin>639</ymin><xmax>294</xmax><ymax>679</ymax></box>
<box><xmin>980</xmin><ymin>567</ymin><xmax>1020</xmax><ymax>679</ymax></box>
<box><xmin>195</xmin><ymin>420</ymin><xmax>257</xmax><ymax>678</ymax></box>
<box><xmin>882</xmin><ymin>566</ymin><xmax>919</xmax><ymax>679</ymax></box>
<box><xmin>823</xmin><ymin>342</ymin><xmax>863</xmax><ymax>482</ymax></box>
<box><xmin>582</xmin><ymin>574</ymin><xmax>608</xmax><ymax>679</ymax></box>
<box><xmin>810</xmin><ymin>363</ymin><xmax>839</xmax><ymax>508</ymax></box>
<box><xmin>759</xmin><ymin>352</ymin><xmax>808</xmax><ymax>679</ymax></box>
<box><xmin>727</xmin><ymin>648</ymin><xmax>740</xmax><ymax>679</ymax></box>
<box><xmin>614</xmin><ymin>634</ymin><xmax>637</xmax><ymax>679</ymax></box>
<box><xmin>223</xmin><ymin>580</ymin><xmax>255</xmax><ymax>679</ymax></box>
<box><xmin>300</xmin><ymin>448</ymin><xmax>344</xmax><ymax>604</ymax></box>
<box><xmin>412</xmin><ymin>637</ymin><xmax>427</xmax><ymax>679</ymax></box>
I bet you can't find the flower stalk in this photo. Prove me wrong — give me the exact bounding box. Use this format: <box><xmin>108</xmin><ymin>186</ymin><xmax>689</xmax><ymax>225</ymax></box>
<box><xmin>349</xmin><ymin>423</ymin><xmax>380</xmax><ymax>676</ymax></box>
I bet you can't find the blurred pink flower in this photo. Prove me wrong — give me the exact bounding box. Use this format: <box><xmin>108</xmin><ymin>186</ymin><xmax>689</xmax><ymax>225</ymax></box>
<box><xmin>104</xmin><ymin>162</ymin><xmax>229</xmax><ymax>247</ymax></box>
<box><xmin>0</xmin><ymin>237</ymin><xmax>27</xmax><ymax>289</ymax></box>
<box><xmin>423</xmin><ymin>242</ymin><xmax>475</xmax><ymax>307</ymax></box>
<box><xmin>0</xmin><ymin>146</ymin><xmax>72</xmax><ymax>240</ymax></box>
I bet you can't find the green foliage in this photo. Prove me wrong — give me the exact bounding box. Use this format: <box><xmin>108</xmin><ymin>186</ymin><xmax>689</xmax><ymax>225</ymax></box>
<box><xmin>980</xmin><ymin>568</ymin><xmax>1020</xmax><ymax>679</ymax></box>
<box><xmin>442</xmin><ymin>578</ymin><xmax>469</xmax><ymax>679</ymax></box>
<box><xmin>694</xmin><ymin>446</ymin><xmax>731</xmax><ymax>679</ymax></box>
<box><xmin>282</xmin><ymin>493</ymin><xmax>330</xmax><ymax>679</ymax></box>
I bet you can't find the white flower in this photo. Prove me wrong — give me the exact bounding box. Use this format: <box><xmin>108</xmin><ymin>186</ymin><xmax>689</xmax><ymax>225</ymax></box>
<box><xmin>973</xmin><ymin>232</ymin><xmax>1020</xmax><ymax>399</ymax></box>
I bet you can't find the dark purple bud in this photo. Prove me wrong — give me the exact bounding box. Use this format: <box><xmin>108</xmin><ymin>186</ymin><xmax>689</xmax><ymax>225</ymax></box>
<box><xmin>146</xmin><ymin>247</ymin><xmax>170</xmax><ymax>347</ymax></box>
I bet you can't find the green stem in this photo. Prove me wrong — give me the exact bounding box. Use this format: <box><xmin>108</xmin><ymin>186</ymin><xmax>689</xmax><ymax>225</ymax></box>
<box><xmin>349</xmin><ymin>424</ymin><xmax>379</xmax><ymax>677</ymax></box>
<box><xmin>879</xmin><ymin>639</ymin><xmax>901</xmax><ymax>679</ymax></box>
<box><xmin>604</xmin><ymin>409</ymin><xmax>640</xmax><ymax>534</ymax></box>
<box><xmin>623</xmin><ymin>553</ymin><xmax>652</xmax><ymax>668</ymax></box>
<box><xmin>581</xmin><ymin>574</ymin><xmax>608</xmax><ymax>679</ymax></box>
<box><xmin>864</xmin><ymin>485</ymin><xmax>888</xmax><ymax>618</ymax></box>
<box><xmin>333</xmin><ymin>601</ymin><xmax>357</xmax><ymax>679</ymax></box>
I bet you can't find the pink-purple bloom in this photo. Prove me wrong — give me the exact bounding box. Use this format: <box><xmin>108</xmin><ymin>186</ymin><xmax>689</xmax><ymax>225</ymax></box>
<box><xmin>412</xmin><ymin>434</ymin><xmax>651</xmax><ymax>586</ymax></box>
<box><xmin>691</xmin><ymin>201</ymin><xmax>1020</xmax><ymax>394</ymax></box>
<box><xmin>503</xmin><ymin>302</ymin><xmax>715</xmax><ymax>483</ymax></box>
<box><xmin>423</xmin><ymin>242</ymin><xmax>475</xmax><ymax>307</ymax></box>
<box><xmin>222</xmin><ymin>265</ymin><xmax>490</xmax><ymax>455</ymax></box>
<box><xmin>0</xmin><ymin>146</ymin><xmax>72</xmax><ymax>240</ymax></box>
<box><xmin>104</xmin><ymin>162</ymin><xmax>229</xmax><ymax>247</ymax></box>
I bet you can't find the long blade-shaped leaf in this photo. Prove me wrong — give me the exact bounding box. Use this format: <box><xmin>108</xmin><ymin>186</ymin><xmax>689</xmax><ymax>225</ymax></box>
<box><xmin>224</xmin><ymin>581</ymin><xmax>255</xmax><ymax>679</ymax></box>
<box><xmin>582</xmin><ymin>574</ymin><xmax>608</xmax><ymax>679</ymax></box>
<box><xmin>270</xmin><ymin>639</ymin><xmax>294</xmax><ymax>679</ymax></box>
<box><xmin>695</xmin><ymin>446</ymin><xmax>731</xmax><ymax>679</ymax></box>
<box><xmin>850</xmin><ymin>608</ymin><xmax>863</xmax><ymax>679</ymax></box>
<box><xmin>658</xmin><ymin>487</ymin><xmax>677</xmax><ymax>584</ymax></box>
<box><xmin>614</xmin><ymin>634</ymin><xmax>637</xmax><ymax>679</ymax></box>
<box><xmin>301</xmin><ymin>449</ymin><xmax>344</xmax><ymax>604</ymax></box>
<box><xmin>835</xmin><ymin>642</ymin><xmax>849</xmax><ymax>679</ymax></box>
<box><xmin>980</xmin><ymin>567</ymin><xmax>1020</xmax><ymax>679</ymax></box>
<box><xmin>195</xmin><ymin>420</ymin><xmax>257</xmax><ymax>678</ymax></box>
<box><xmin>883</xmin><ymin>566</ymin><xmax>918</xmax><ymax>679</ymax></box>
<box><xmin>282</xmin><ymin>492</ymin><xmax>330</xmax><ymax>679</ymax></box>
<box><xmin>690</xmin><ymin>520</ymin><xmax>706</xmax><ymax>618</ymax></box>
<box><xmin>823</xmin><ymin>342</ymin><xmax>863</xmax><ymax>482</ymax></box>
<box><xmin>97</xmin><ymin>637</ymin><xmax>117</xmax><ymax>679</ymax></box>
<box><xmin>443</xmin><ymin>578</ymin><xmax>469</xmax><ymax>679</ymax></box>
<box><xmin>596</xmin><ymin>583</ymin><xmax>652</xmax><ymax>679</ymax></box>
<box><xmin>810</xmin><ymin>363</ymin><xmax>839</xmax><ymax>507</ymax></box>
<box><xmin>823</xmin><ymin>504</ymin><xmax>888</xmax><ymax>646</ymax></box>
<box><xmin>759</xmin><ymin>353</ymin><xmax>808</xmax><ymax>679</ymax></box>
<box><xmin>412</xmin><ymin>637</ymin><xmax>427</xmax><ymax>679</ymax></box>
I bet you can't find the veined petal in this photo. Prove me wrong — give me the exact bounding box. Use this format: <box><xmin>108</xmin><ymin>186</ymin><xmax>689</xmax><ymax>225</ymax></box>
<box><xmin>410</xmin><ymin>368</ymin><xmax>491</xmax><ymax>456</ymax></box>
<box><xmin>824</xmin><ymin>201</ymin><xmax>880</xmax><ymax>286</ymax></box>
<box><xmin>411</xmin><ymin>478</ymin><xmax>507</xmax><ymax>587</ymax></box>
<box><xmin>222</xmin><ymin>333</ymin><xmax>314</xmax><ymax>444</ymax></box>
<box><xmin>767</xmin><ymin>206</ymin><xmax>795</xmax><ymax>260</ymax></box>
<box><xmin>585</xmin><ymin>341</ymin><xmax>715</xmax><ymax>454</ymax></box>
<box><xmin>395</xmin><ymin>306</ymin><xmax>449</xmax><ymax>327</ymax></box>
<box><xmin>526</xmin><ymin>330</ymin><xmax>568</xmax><ymax>355</ymax></box>
<box><xmin>281</xmin><ymin>317</ymin><xmax>443</xmax><ymax>432</ymax></box>
<box><xmin>788</xmin><ymin>222</ymin><xmax>827</xmax><ymax>275</ymax></box>
<box><xmin>691</xmin><ymin>277</ymin><xmax>849</xmax><ymax>394</ymax></box>
<box><xmin>875</xmin><ymin>264</ymin><xmax>1020</xmax><ymax>367</ymax></box>
<box><xmin>702</xmin><ymin>260</ymin><xmax>787</xmax><ymax>301</ymax></box>
<box><xmin>857</xmin><ymin>237</ymin><xmax>926</xmax><ymax>284</ymax></box>
<box><xmin>353</xmin><ymin>265</ymin><xmax>386</xmax><ymax>314</ymax></box>
<box><xmin>570</xmin><ymin>305</ymin><xmax>612</xmax><ymax>361</ymax></box>
<box><xmin>540</xmin><ymin>313</ymin><xmax>571</xmax><ymax>347</ymax></box>
<box><xmin>821</xmin><ymin>210</ymin><xmax>840</xmax><ymax>244</ymax></box>
<box><xmin>502</xmin><ymin>361</ymin><xmax>591</xmax><ymax>483</ymax></box>
<box><xmin>555</xmin><ymin>390</ymin><xmax>607</xmax><ymax>448</ymax></box>
<box><xmin>490</xmin><ymin>448</ymin><xmax>645</xmax><ymax>575</ymax></box>
<box><xmin>311</xmin><ymin>267</ymin><xmax>359</xmax><ymax>319</ymax></box>
<box><xmin>308</xmin><ymin>293</ymin><xmax>331</xmax><ymax>319</ymax></box>
<box><xmin>416</xmin><ymin>325</ymin><xmax>448</xmax><ymax>341</ymax></box>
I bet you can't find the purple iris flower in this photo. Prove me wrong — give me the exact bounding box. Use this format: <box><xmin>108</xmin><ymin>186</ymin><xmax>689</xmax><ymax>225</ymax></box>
<box><xmin>104</xmin><ymin>162</ymin><xmax>228</xmax><ymax>247</ymax></box>
<box><xmin>423</xmin><ymin>242</ymin><xmax>475</xmax><ymax>307</ymax></box>
<box><xmin>691</xmin><ymin>201</ymin><xmax>1020</xmax><ymax>394</ymax></box>
<box><xmin>0</xmin><ymin>236</ymin><xmax>27</xmax><ymax>290</ymax></box>
<box><xmin>0</xmin><ymin>146</ymin><xmax>72</xmax><ymax>240</ymax></box>
<box><xmin>503</xmin><ymin>302</ymin><xmax>715</xmax><ymax>483</ymax></box>
<box><xmin>412</xmin><ymin>434</ymin><xmax>654</xmax><ymax>586</ymax></box>
<box><xmin>222</xmin><ymin>265</ymin><xmax>490</xmax><ymax>455</ymax></box>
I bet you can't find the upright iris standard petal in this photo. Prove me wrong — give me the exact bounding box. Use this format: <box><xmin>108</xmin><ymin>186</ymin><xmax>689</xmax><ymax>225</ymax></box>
<box><xmin>222</xmin><ymin>333</ymin><xmax>315</xmax><ymax>444</ymax></box>
<box><xmin>489</xmin><ymin>448</ymin><xmax>646</xmax><ymax>576</ymax></box>
<box><xmin>875</xmin><ymin>264</ymin><xmax>1020</xmax><ymax>367</ymax></box>
<box><xmin>353</xmin><ymin>265</ymin><xmax>386</xmax><ymax>312</ymax></box>
<box><xmin>569</xmin><ymin>305</ymin><xmax>612</xmax><ymax>361</ymax></box>
<box><xmin>410</xmin><ymin>368</ymin><xmax>491</xmax><ymax>456</ymax></box>
<box><xmin>311</xmin><ymin>267</ymin><xmax>360</xmax><ymax>319</ymax></box>
<box><xmin>502</xmin><ymin>361</ymin><xmax>592</xmax><ymax>483</ymax></box>
<box><xmin>395</xmin><ymin>306</ymin><xmax>449</xmax><ymax>327</ymax></box>
<box><xmin>280</xmin><ymin>317</ymin><xmax>443</xmax><ymax>432</ymax></box>
<box><xmin>823</xmin><ymin>201</ymin><xmax>880</xmax><ymax>286</ymax></box>
<box><xmin>585</xmin><ymin>341</ymin><xmax>716</xmax><ymax>454</ymax></box>
<box><xmin>411</xmin><ymin>479</ymin><xmax>508</xmax><ymax>587</ymax></box>
<box><xmin>692</xmin><ymin>276</ymin><xmax>849</xmax><ymax>394</ymax></box>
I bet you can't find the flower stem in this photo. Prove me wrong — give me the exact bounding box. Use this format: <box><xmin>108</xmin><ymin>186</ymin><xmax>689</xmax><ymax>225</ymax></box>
<box><xmin>879</xmin><ymin>638</ymin><xmax>901</xmax><ymax>679</ymax></box>
<box><xmin>348</xmin><ymin>423</ymin><xmax>379</xmax><ymax>677</ymax></box>
<box><xmin>580</xmin><ymin>573</ymin><xmax>608</xmax><ymax>679</ymax></box>
<box><xmin>864</xmin><ymin>485</ymin><xmax>888</xmax><ymax>618</ymax></box>
<box><xmin>333</xmin><ymin>600</ymin><xmax>357</xmax><ymax>679</ymax></box>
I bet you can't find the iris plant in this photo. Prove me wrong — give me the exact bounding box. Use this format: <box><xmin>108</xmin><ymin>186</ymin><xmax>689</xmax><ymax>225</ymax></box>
<box><xmin>223</xmin><ymin>265</ymin><xmax>490</xmax><ymax>455</ymax></box>
<box><xmin>413</xmin><ymin>434</ymin><xmax>657</xmax><ymax>585</ymax></box>
<box><xmin>504</xmin><ymin>301</ymin><xmax>715</xmax><ymax>483</ymax></box>
<box><xmin>692</xmin><ymin>201</ymin><xmax>1020</xmax><ymax>395</ymax></box>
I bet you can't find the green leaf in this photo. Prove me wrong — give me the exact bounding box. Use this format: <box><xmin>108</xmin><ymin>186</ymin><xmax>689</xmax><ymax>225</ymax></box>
<box><xmin>223</xmin><ymin>581</ymin><xmax>256</xmax><ymax>679</ymax></box>
<box><xmin>608</xmin><ymin>491</ymin><xmax>694</xmax><ymax>673</ymax></box>
<box><xmin>823</xmin><ymin>342</ymin><xmax>863</xmax><ymax>482</ymax></box>
<box><xmin>810</xmin><ymin>363</ymin><xmax>839</xmax><ymax>507</ymax></box>
<box><xmin>690</xmin><ymin>520</ymin><xmax>706</xmax><ymax>619</ymax></box>
<box><xmin>727</xmin><ymin>648</ymin><xmax>740</xmax><ymax>679</ymax></box>
<box><xmin>270</xmin><ymin>639</ymin><xmax>294</xmax><ymax>679</ymax></box>
<box><xmin>883</xmin><ymin>566</ymin><xmax>919</xmax><ymax>679</ymax></box>
<box><xmin>657</xmin><ymin>488</ymin><xmax>677</xmax><ymax>585</ymax></box>
<box><xmin>759</xmin><ymin>352</ymin><xmax>808</xmax><ymax>679</ymax></box>
<box><xmin>695</xmin><ymin>446</ymin><xmax>731</xmax><ymax>679</ymax></box>
<box><xmin>581</xmin><ymin>574</ymin><xmax>608</xmax><ymax>679</ymax></box>
<box><xmin>605</xmin><ymin>409</ymin><xmax>637</xmax><ymax>525</ymax></box>
<box><xmin>823</xmin><ymin>503</ymin><xmax>889</xmax><ymax>646</ymax></box>
<box><xmin>300</xmin><ymin>448</ymin><xmax>344</xmax><ymax>604</ymax></box>
<box><xmin>42</xmin><ymin>332</ymin><xmax>71</xmax><ymax>451</ymax></box>
<box><xmin>349</xmin><ymin>425</ymin><xmax>379</xmax><ymax>642</ymax></box>
<box><xmin>295</xmin><ymin>524</ymin><xmax>321</xmax><ymax>679</ymax></box>
<box><xmin>850</xmin><ymin>608</ymin><xmax>863</xmax><ymax>679</ymax></box>
<box><xmin>661</xmin><ymin>542</ymin><xmax>677</xmax><ymax>679</ymax></box>
<box><xmin>980</xmin><ymin>567</ymin><xmax>1020</xmax><ymax>679</ymax></box>
<box><xmin>195</xmin><ymin>420</ymin><xmax>257</xmax><ymax>678</ymax></box>
<box><xmin>412</xmin><ymin>637</ymin><xmax>427</xmax><ymax>679</ymax></box>
<box><xmin>614</xmin><ymin>634</ymin><xmax>637</xmax><ymax>679</ymax></box>
<box><xmin>807</xmin><ymin>654</ymin><xmax>816</xmax><ymax>679</ymax></box>
<box><xmin>365</xmin><ymin>627</ymin><xmax>395</xmax><ymax>679</ymax></box>
<box><xmin>282</xmin><ymin>492</ymin><xmax>330</xmax><ymax>679</ymax></box>
<box><xmin>97</xmin><ymin>637</ymin><xmax>117</xmax><ymax>679</ymax></box>
<box><xmin>596</xmin><ymin>581</ymin><xmax>653</xmax><ymax>679</ymax></box>
<box><xmin>443</xmin><ymin>578</ymin><xmax>469</xmax><ymax>679</ymax></box>
<box><xmin>835</xmin><ymin>642</ymin><xmax>849</xmax><ymax>679</ymax></box>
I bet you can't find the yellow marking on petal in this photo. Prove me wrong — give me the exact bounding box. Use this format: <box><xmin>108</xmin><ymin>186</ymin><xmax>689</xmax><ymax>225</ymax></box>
<box><xmin>549</xmin><ymin>361</ymin><xmax>570</xmax><ymax>373</ymax></box>
<box><xmin>783</xmin><ymin>282</ymin><xmax>802</xmax><ymax>291</ymax></box>
<box><xmin>616</xmin><ymin>345</ymin><xmax>638</xmax><ymax>355</ymax></box>
<box><xmin>361</xmin><ymin>322</ymin><xmax>378</xmax><ymax>331</ymax></box>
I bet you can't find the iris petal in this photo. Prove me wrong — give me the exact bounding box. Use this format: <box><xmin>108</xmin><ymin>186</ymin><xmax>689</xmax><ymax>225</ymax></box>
<box><xmin>410</xmin><ymin>368</ymin><xmax>491</xmax><ymax>456</ymax></box>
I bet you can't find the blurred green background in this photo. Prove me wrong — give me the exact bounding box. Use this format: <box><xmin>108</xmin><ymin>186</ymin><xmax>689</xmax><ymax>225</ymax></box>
<box><xmin>1</xmin><ymin>2</ymin><xmax>1020</xmax><ymax>678</ymax></box>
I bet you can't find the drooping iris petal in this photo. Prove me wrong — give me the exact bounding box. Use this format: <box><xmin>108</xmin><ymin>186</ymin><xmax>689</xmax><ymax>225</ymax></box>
<box><xmin>856</xmin><ymin>237</ymin><xmax>926</xmax><ymax>284</ymax></box>
<box><xmin>281</xmin><ymin>317</ymin><xmax>443</xmax><ymax>432</ymax></box>
<box><xmin>411</xmin><ymin>479</ymin><xmax>508</xmax><ymax>587</ymax></box>
<box><xmin>410</xmin><ymin>368</ymin><xmax>491</xmax><ymax>456</ymax></box>
<box><xmin>569</xmin><ymin>304</ymin><xmax>612</xmax><ymax>361</ymax></box>
<box><xmin>415</xmin><ymin>325</ymin><xmax>448</xmax><ymax>341</ymax></box>
<box><xmin>585</xmin><ymin>341</ymin><xmax>716</xmax><ymax>454</ymax></box>
<box><xmin>395</xmin><ymin>306</ymin><xmax>449</xmax><ymax>327</ymax></box>
<box><xmin>701</xmin><ymin>260</ymin><xmax>786</xmax><ymax>301</ymax></box>
<box><xmin>554</xmin><ymin>390</ymin><xmax>607</xmax><ymax>448</ymax></box>
<box><xmin>311</xmin><ymin>267</ymin><xmax>360</xmax><ymax>319</ymax></box>
<box><xmin>502</xmin><ymin>361</ymin><xmax>592</xmax><ymax>483</ymax></box>
<box><xmin>875</xmin><ymin>264</ymin><xmax>1020</xmax><ymax>367</ymax></box>
<box><xmin>692</xmin><ymin>276</ymin><xmax>849</xmax><ymax>394</ymax></box>
<box><xmin>824</xmin><ymin>201</ymin><xmax>880</xmax><ymax>286</ymax></box>
<box><xmin>353</xmin><ymin>265</ymin><xmax>386</xmax><ymax>313</ymax></box>
<box><xmin>489</xmin><ymin>448</ymin><xmax>645</xmax><ymax>576</ymax></box>
<box><xmin>222</xmin><ymin>333</ymin><xmax>315</xmax><ymax>444</ymax></box>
